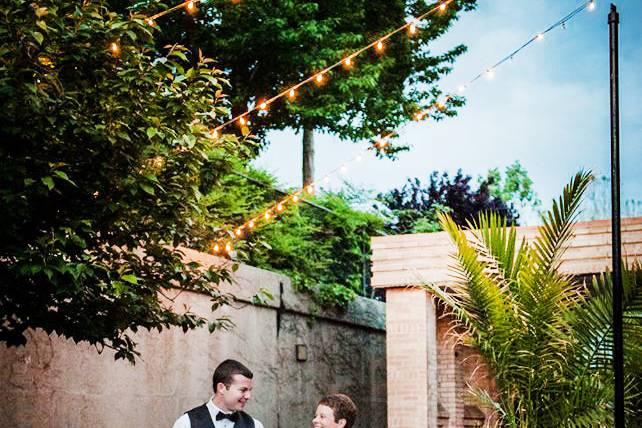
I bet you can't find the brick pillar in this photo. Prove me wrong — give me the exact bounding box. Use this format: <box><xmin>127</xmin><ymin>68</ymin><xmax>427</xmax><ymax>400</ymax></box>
<box><xmin>437</xmin><ymin>316</ymin><xmax>462</xmax><ymax>427</ymax></box>
<box><xmin>386</xmin><ymin>287</ymin><xmax>438</xmax><ymax>428</ymax></box>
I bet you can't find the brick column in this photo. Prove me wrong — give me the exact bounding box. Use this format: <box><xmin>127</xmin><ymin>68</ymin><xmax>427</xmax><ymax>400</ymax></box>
<box><xmin>437</xmin><ymin>316</ymin><xmax>462</xmax><ymax>427</ymax></box>
<box><xmin>386</xmin><ymin>287</ymin><xmax>438</xmax><ymax>428</ymax></box>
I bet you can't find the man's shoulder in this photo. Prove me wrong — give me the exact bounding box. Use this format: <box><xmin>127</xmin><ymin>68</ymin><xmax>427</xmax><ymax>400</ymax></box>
<box><xmin>173</xmin><ymin>403</ymin><xmax>210</xmax><ymax>428</ymax></box>
<box><xmin>251</xmin><ymin>417</ymin><xmax>264</xmax><ymax>428</ymax></box>
<box><xmin>172</xmin><ymin>413</ymin><xmax>191</xmax><ymax>428</ymax></box>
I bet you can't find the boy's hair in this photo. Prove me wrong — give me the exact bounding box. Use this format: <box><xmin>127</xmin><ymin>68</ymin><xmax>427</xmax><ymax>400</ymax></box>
<box><xmin>318</xmin><ymin>393</ymin><xmax>357</xmax><ymax>428</ymax></box>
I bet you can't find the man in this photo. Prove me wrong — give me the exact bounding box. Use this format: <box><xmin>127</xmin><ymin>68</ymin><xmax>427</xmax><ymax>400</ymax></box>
<box><xmin>312</xmin><ymin>393</ymin><xmax>357</xmax><ymax>428</ymax></box>
<box><xmin>173</xmin><ymin>359</ymin><xmax>264</xmax><ymax>428</ymax></box>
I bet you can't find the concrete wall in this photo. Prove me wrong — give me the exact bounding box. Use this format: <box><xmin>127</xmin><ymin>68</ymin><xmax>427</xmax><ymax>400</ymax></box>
<box><xmin>0</xmin><ymin>249</ymin><xmax>386</xmax><ymax>428</ymax></box>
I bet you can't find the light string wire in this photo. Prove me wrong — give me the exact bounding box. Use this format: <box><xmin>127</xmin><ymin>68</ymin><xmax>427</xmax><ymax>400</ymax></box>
<box><xmin>210</xmin><ymin>0</ymin><xmax>597</xmax><ymax>255</ymax></box>
<box><xmin>210</xmin><ymin>0</ymin><xmax>456</xmax><ymax>133</ymax></box>
<box><xmin>147</xmin><ymin>0</ymin><xmax>202</xmax><ymax>22</ymax></box>
<box><xmin>465</xmin><ymin>0</ymin><xmax>594</xmax><ymax>89</ymax></box>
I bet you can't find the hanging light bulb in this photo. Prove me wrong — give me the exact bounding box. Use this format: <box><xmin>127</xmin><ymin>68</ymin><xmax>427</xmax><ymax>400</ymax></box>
<box><xmin>306</xmin><ymin>184</ymin><xmax>315</xmax><ymax>194</ymax></box>
<box><xmin>323</xmin><ymin>176</ymin><xmax>330</xmax><ymax>184</ymax></box>
<box><xmin>344</xmin><ymin>57</ymin><xmax>353</xmax><ymax>68</ymax></box>
<box><xmin>259</xmin><ymin>101</ymin><xmax>268</xmax><ymax>111</ymax></box>
<box><xmin>588</xmin><ymin>1</ymin><xmax>596</xmax><ymax>11</ymax></box>
<box><xmin>146</xmin><ymin>18</ymin><xmax>155</xmax><ymax>26</ymax></box>
<box><xmin>315</xmin><ymin>73</ymin><xmax>324</xmax><ymax>84</ymax></box>
<box><xmin>235</xmin><ymin>228</ymin><xmax>242</xmax><ymax>237</ymax></box>
<box><xmin>414</xmin><ymin>111</ymin><xmax>425</xmax><ymax>121</ymax></box>
<box><xmin>292</xmin><ymin>194</ymin><xmax>300</xmax><ymax>203</ymax></box>
<box><xmin>265</xmin><ymin>211</ymin><xmax>271</xmax><ymax>220</ymax></box>
<box><xmin>439</xmin><ymin>2</ymin><xmax>447</xmax><ymax>11</ymax></box>
<box><xmin>408</xmin><ymin>22</ymin><xmax>417</xmax><ymax>35</ymax></box>
<box><xmin>225</xmin><ymin>242</ymin><xmax>232</xmax><ymax>253</ymax></box>
<box><xmin>213</xmin><ymin>243</ymin><xmax>220</xmax><ymax>253</ymax></box>
<box><xmin>209</xmin><ymin>128</ymin><xmax>218</xmax><ymax>140</ymax></box>
<box><xmin>458</xmin><ymin>85</ymin><xmax>467</xmax><ymax>93</ymax></box>
<box><xmin>536</xmin><ymin>33</ymin><xmax>544</xmax><ymax>41</ymax></box>
<box><xmin>239</xmin><ymin>116</ymin><xmax>246</xmax><ymax>126</ymax></box>
<box><xmin>186</xmin><ymin>1</ymin><xmax>195</xmax><ymax>13</ymax></box>
<box><xmin>277</xmin><ymin>202</ymin><xmax>284</xmax><ymax>212</ymax></box>
<box><xmin>288</xmin><ymin>88</ymin><xmax>296</xmax><ymax>99</ymax></box>
<box><xmin>340</xmin><ymin>165</ymin><xmax>348</xmax><ymax>174</ymax></box>
<box><xmin>485</xmin><ymin>68</ymin><xmax>495</xmax><ymax>79</ymax></box>
<box><xmin>376</xmin><ymin>40</ymin><xmax>384</xmax><ymax>52</ymax></box>
<box><xmin>110</xmin><ymin>42</ymin><xmax>120</xmax><ymax>56</ymax></box>
<box><xmin>249</xmin><ymin>220</ymin><xmax>255</xmax><ymax>229</ymax></box>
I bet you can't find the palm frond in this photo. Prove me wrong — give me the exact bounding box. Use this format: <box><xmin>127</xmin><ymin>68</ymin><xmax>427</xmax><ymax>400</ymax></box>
<box><xmin>529</xmin><ymin>170</ymin><xmax>592</xmax><ymax>277</ymax></box>
<box><xmin>422</xmin><ymin>171</ymin><xmax>642</xmax><ymax>425</ymax></box>
<box><xmin>469</xmin><ymin>211</ymin><xmax>527</xmax><ymax>287</ymax></box>
<box><xmin>438</xmin><ymin>212</ymin><xmax>525</xmax><ymax>347</ymax></box>
<box><xmin>570</xmin><ymin>262</ymin><xmax>642</xmax><ymax>373</ymax></box>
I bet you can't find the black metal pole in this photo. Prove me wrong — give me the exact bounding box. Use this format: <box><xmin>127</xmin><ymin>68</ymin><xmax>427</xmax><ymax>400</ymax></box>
<box><xmin>608</xmin><ymin>4</ymin><xmax>624</xmax><ymax>427</ymax></box>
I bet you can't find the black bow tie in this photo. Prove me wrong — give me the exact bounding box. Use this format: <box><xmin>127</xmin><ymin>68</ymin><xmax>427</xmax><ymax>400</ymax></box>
<box><xmin>216</xmin><ymin>411</ymin><xmax>239</xmax><ymax>422</ymax></box>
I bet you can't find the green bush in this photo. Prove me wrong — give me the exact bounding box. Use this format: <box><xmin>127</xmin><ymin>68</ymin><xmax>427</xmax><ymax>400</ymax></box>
<box><xmin>203</xmin><ymin>168</ymin><xmax>384</xmax><ymax>308</ymax></box>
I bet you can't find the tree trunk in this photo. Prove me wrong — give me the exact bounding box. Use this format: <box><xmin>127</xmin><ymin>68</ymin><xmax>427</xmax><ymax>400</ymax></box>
<box><xmin>302</xmin><ymin>126</ymin><xmax>315</xmax><ymax>187</ymax></box>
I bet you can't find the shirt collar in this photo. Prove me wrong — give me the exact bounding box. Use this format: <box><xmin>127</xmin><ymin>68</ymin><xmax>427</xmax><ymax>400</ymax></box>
<box><xmin>208</xmin><ymin>397</ymin><xmax>235</xmax><ymax>417</ymax></box>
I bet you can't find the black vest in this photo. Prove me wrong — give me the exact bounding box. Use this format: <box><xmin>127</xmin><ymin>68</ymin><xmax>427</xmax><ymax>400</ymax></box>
<box><xmin>186</xmin><ymin>404</ymin><xmax>256</xmax><ymax>428</ymax></box>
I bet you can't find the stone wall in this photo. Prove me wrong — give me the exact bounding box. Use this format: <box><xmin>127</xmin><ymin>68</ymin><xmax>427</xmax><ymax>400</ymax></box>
<box><xmin>0</xmin><ymin>249</ymin><xmax>386</xmax><ymax>428</ymax></box>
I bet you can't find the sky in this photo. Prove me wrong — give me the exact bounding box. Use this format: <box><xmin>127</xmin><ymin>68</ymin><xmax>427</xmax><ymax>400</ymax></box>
<box><xmin>253</xmin><ymin>0</ymin><xmax>642</xmax><ymax>224</ymax></box>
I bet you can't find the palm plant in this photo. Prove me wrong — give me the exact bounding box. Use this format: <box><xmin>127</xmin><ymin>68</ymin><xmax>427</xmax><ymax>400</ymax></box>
<box><xmin>424</xmin><ymin>171</ymin><xmax>642</xmax><ymax>427</ymax></box>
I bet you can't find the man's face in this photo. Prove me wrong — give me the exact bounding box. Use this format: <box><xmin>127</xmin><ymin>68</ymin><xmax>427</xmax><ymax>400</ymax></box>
<box><xmin>217</xmin><ymin>374</ymin><xmax>253</xmax><ymax>412</ymax></box>
<box><xmin>312</xmin><ymin>404</ymin><xmax>345</xmax><ymax>428</ymax></box>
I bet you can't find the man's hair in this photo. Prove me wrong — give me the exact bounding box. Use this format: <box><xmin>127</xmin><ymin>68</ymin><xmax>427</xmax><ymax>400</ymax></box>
<box><xmin>212</xmin><ymin>359</ymin><xmax>254</xmax><ymax>391</ymax></box>
<box><xmin>318</xmin><ymin>393</ymin><xmax>357</xmax><ymax>428</ymax></box>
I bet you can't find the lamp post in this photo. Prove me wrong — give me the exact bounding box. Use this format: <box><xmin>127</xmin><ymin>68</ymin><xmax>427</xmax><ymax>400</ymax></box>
<box><xmin>608</xmin><ymin>4</ymin><xmax>624</xmax><ymax>427</ymax></box>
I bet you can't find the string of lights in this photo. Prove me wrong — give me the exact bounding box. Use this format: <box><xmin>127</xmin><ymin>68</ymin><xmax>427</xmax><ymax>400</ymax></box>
<box><xmin>146</xmin><ymin>0</ymin><xmax>201</xmax><ymax>24</ymax></box>
<box><xmin>112</xmin><ymin>0</ymin><xmax>458</xmax><ymax>138</ymax></box>
<box><xmin>462</xmin><ymin>0</ymin><xmax>595</xmax><ymax>91</ymax></box>
<box><xmin>210</xmin><ymin>0</ymin><xmax>597</xmax><ymax>255</ymax></box>
<box><xmin>210</xmin><ymin>0</ymin><xmax>456</xmax><ymax>134</ymax></box>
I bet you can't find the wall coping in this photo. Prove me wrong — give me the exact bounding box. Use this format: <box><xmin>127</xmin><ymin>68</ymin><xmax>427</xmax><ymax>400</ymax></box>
<box><xmin>174</xmin><ymin>247</ymin><xmax>385</xmax><ymax>331</ymax></box>
<box><xmin>371</xmin><ymin>217</ymin><xmax>642</xmax><ymax>289</ymax></box>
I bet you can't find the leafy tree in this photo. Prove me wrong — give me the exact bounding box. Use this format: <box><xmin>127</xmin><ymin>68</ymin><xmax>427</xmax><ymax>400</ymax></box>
<box><xmin>424</xmin><ymin>171</ymin><xmax>642</xmax><ymax>426</ymax></box>
<box><xmin>123</xmin><ymin>0</ymin><xmax>477</xmax><ymax>185</ymax></box>
<box><xmin>377</xmin><ymin>168</ymin><xmax>520</xmax><ymax>234</ymax></box>
<box><xmin>484</xmin><ymin>161</ymin><xmax>541</xmax><ymax>212</ymax></box>
<box><xmin>0</xmin><ymin>0</ymin><xmax>250</xmax><ymax>361</ymax></box>
<box><xmin>202</xmin><ymin>166</ymin><xmax>384</xmax><ymax>308</ymax></box>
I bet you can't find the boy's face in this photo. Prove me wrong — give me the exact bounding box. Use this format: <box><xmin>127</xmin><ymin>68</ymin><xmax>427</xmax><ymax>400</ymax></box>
<box><xmin>312</xmin><ymin>404</ymin><xmax>345</xmax><ymax>428</ymax></box>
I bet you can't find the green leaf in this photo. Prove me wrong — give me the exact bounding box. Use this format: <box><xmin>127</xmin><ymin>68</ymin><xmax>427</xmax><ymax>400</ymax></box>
<box><xmin>41</xmin><ymin>176</ymin><xmax>54</xmax><ymax>190</ymax></box>
<box><xmin>170</xmin><ymin>51</ymin><xmax>188</xmax><ymax>62</ymax></box>
<box><xmin>113</xmin><ymin>281</ymin><xmax>129</xmax><ymax>296</ymax></box>
<box><xmin>122</xmin><ymin>274</ymin><xmax>138</xmax><ymax>284</ymax></box>
<box><xmin>33</xmin><ymin>31</ymin><xmax>44</xmax><ymax>45</ymax></box>
<box><xmin>140</xmin><ymin>183</ymin><xmax>155</xmax><ymax>195</ymax></box>
<box><xmin>53</xmin><ymin>170</ymin><xmax>76</xmax><ymax>185</ymax></box>
<box><xmin>146</xmin><ymin>127</ymin><xmax>156</xmax><ymax>138</ymax></box>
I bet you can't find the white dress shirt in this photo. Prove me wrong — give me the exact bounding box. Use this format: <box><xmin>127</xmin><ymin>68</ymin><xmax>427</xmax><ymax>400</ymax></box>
<box><xmin>172</xmin><ymin>397</ymin><xmax>264</xmax><ymax>428</ymax></box>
